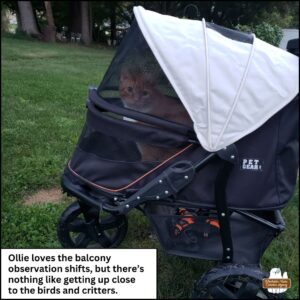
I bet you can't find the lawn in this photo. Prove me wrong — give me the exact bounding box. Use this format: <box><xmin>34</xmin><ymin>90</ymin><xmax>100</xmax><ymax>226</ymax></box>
<box><xmin>1</xmin><ymin>34</ymin><xmax>299</xmax><ymax>299</ymax></box>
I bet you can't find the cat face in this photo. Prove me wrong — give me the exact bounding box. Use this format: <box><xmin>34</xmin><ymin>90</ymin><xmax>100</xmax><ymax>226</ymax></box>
<box><xmin>119</xmin><ymin>67</ymin><xmax>193</xmax><ymax>127</ymax></box>
<box><xmin>119</xmin><ymin>70</ymin><xmax>158</xmax><ymax>113</ymax></box>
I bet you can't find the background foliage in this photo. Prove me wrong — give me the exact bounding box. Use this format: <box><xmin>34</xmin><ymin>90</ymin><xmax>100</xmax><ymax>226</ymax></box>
<box><xmin>1</xmin><ymin>1</ymin><xmax>299</xmax><ymax>45</ymax></box>
<box><xmin>236</xmin><ymin>23</ymin><xmax>283</xmax><ymax>46</ymax></box>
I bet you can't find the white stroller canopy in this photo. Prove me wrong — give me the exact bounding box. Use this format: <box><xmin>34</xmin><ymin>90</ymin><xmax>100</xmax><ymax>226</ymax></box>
<box><xmin>134</xmin><ymin>6</ymin><xmax>299</xmax><ymax>152</ymax></box>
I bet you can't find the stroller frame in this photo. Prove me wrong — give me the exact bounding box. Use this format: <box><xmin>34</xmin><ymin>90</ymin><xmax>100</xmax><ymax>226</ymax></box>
<box><xmin>57</xmin><ymin>67</ymin><xmax>295</xmax><ymax>299</ymax></box>
<box><xmin>57</xmin><ymin>10</ymin><xmax>298</xmax><ymax>295</ymax></box>
<box><xmin>60</xmin><ymin>88</ymin><xmax>285</xmax><ymax>265</ymax></box>
<box><xmin>61</xmin><ymin>138</ymin><xmax>285</xmax><ymax>261</ymax></box>
<box><xmin>58</xmin><ymin>89</ymin><xmax>288</xmax><ymax>299</ymax></box>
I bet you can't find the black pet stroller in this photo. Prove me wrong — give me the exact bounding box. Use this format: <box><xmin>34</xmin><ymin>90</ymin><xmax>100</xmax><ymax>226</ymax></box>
<box><xmin>58</xmin><ymin>7</ymin><xmax>299</xmax><ymax>299</ymax></box>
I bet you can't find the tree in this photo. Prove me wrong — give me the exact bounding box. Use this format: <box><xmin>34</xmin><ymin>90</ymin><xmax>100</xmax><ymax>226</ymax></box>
<box><xmin>15</xmin><ymin>6</ymin><xmax>22</xmax><ymax>32</ymax></box>
<box><xmin>44</xmin><ymin>1</ymin><xmax>55</xmax><ymax>28</ymax></box>
<box><xmin>81</xmin><ymin>1</ymin><xmax>91</xmax><ymax>45</ymax></box>
<box><xmin>109</xmin><ymin>1</ymin><xmax>116</xmax><ymax>42</ymax></box>
<box><xmin>43</xmin><ymin>1</ymin><xmax>56</xmax><ymax>42</ymax></box>
<box><xmin>89</xmin><ymin>2</ymin><xmax>93</xmax><ymax>42</ymax></box>
<box><xmin>70</xmin><ymin>1</ymin><xmax>81</xmax><ymax>33</ymax></box>
<box><xmin>1</xmin><ymin>5</ymin><xmax>10</xmax><ymax>32</ymax></box>
<box><xmin>17</xmin><ymin>1</ymin><xmax>40</xmax><ymax>37</ymax></box>
<box><xmin>91</xmin><ymin>1</ymin><xmax>133</xmax><ymax>44</ymax></box>
<box><xmin>4</xmin><ymin>1</ymin><xmax>297</xmax><ymax>46</ymax></box>
<box><xmin>127</xmin><ymin>1</ymin><xmax>299</xmax><ymax>29</ymax></box>
<box><xmin>291</xmin><ymin>1</ymin><xmax>299</xmax><ymax>27</ymax></box>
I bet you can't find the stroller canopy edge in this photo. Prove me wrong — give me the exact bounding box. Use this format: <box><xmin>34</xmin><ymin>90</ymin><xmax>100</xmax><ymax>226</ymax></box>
<box><xmin>133</xmin><ymin>6</ymin><xmax>299</xmax><ymax>152</ymax></box>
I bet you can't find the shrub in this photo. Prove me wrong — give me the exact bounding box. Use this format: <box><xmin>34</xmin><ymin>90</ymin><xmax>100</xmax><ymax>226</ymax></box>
<box><xmin>236</xmin><ymin>22</ymin><xmax>283</xmax><ymax>47</ymax></box>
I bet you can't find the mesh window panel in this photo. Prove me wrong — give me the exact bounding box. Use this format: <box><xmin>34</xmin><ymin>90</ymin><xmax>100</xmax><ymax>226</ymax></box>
<box><xmin>68</xmin><ymin>121</ymin><xmax>194</xmax><ymax>191</ymax></box>
<box><xmin>78</xmin><ymin>122</ymin><xmax>187</xmax><ymax>163</ymax></box>
<box><xmin>97</xmin><ymin>19</ymin><xmax>192</xmax><ymax>127</ymax></box>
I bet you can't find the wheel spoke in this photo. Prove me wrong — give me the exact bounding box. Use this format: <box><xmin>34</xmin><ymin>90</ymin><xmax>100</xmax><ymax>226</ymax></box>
<box><xmin>99</xmin><ymin>216</ymin><xmax>123</xmax><ymax>230</ymax></box>
<box><xmin>74</xmin><ymin>233</ymin><xmax>92</xmax><ymax>248</ymax></box>
<box><xmin>68</xmin><ymin>218</ymin><xmax>88</xmax><ymax>233</ymax></box>
<box><xmin>235</xmin><ymin>281</ymin><xmax>248</xmax><ymax>298</ymax></box>
<box><xmin>97</xmin><ymin>232</ymin><xmax>113</xmax><ymax>248</ymax></box>
<box><xmin>210</xmin><ymin>284</ymin><xmax>238</xmax><ymax>299</ymax></box>
<box><xmin>237</xmin><ymin>281</ymin><xmax>260</xmax><ymax>299</ymax></box>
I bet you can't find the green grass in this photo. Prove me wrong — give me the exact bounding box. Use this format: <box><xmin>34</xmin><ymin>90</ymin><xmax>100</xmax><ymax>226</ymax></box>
<box><xmin>2</xmin><ymin>34</ymin><xmax>299</xmax><ymax>299</ymax></box>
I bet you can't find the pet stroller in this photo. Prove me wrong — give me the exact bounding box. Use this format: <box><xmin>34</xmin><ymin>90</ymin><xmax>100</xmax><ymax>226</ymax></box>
<box><xmin>57</xmin><ymin>7</ymin><xmax>299</xmax><ymax>299</ymax></box>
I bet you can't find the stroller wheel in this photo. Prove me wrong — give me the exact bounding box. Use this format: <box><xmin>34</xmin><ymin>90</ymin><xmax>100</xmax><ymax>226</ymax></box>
<box><xmin>57</xmin><ymin>201</ymin><xmax>128</xmax><ymax>248</ymax></box>
<box><xmin>192</xmin><ymin>264</ymin><xmax>284</xmax><ymax>299</ymax></box>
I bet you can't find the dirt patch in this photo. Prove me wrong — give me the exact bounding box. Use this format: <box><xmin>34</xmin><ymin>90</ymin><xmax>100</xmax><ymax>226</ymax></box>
<box><xmin>24</xmin><ymin>188</ymin><xmax>63</xmax><ymax>205</ymax></box>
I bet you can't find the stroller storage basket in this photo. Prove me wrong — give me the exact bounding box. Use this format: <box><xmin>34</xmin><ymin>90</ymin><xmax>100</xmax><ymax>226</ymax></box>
<box><xmin>145</xmin><ymin>204</ymin><xmax>283</xmax><ymax>264</ymax></box>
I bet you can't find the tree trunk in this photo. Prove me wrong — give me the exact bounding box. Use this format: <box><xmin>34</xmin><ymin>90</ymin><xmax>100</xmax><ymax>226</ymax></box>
<box><xmin>89</xmin><ymin>1</ymin><xmax>93</xmax><ymax>42</ymax></box>
<box><xmin>17</xmin><ymin>1</ymin><xmax>40</xmax><ymax>37</ymax></box>
<box><xmin>161</xmin><ymin>1</ymin><xmax>167</xmax><ymax>14</ymax></box>
<box><xmin>70</xmin><ymin>1</ymin><xmax>81</xmax><ymax>33</ymax></box>
<box><xmin>15</xmin><ymin>6</ymin><xmax>22</xmax><ymax>32</ymax></box>
<box><xmin>43</xmin><ymin>1</ymin><xmax>56</xmax><ymax>42</ymax></box>
<box><xmin>81</xmin><ymin>1</ymin><xmax>91</xmax><ymax>45</ymax></box>
<box><xmin>110</xmin><ymin>3</ymin><xmax>116</xmax><ymax>42</ymax></box>
<box><xmin>33</xmin><ymin>7</ymin><xmax>41</xmax><ymax>32</ymax></box>
<box><xmin>1</xmin><ymin>8</ymin><xmax>9</xmax><ymax>32</ymax></box>
<box><xmin>44</xmin><ymin>1</ymin><xmax>55</xmax><ymax>27</ymax></box>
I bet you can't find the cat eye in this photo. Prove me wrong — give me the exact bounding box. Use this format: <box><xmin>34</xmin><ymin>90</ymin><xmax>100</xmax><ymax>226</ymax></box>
<box><xmin>127</xmin><ymin>87</ymin><xmax>133</xmax><ymax>92</ymax></box>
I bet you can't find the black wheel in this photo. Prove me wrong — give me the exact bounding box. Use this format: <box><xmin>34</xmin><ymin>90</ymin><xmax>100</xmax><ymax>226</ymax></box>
<box><xmin>57</xmin><ymin>201</ymin><xmax>128</xmax><ymax>248</ymax></box>
<box><xmin>192</xmin><ymin>264</ymin><xmax>284</xmax><ymax>299</ymax></box>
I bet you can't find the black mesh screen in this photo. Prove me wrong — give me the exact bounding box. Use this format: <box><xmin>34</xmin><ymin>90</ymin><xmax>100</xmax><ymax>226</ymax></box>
<box><xmin>97</xmin><ymin>19</ymin><xmax>192</xmax><ymax>127</ymax></box>
<box><xmin>78</xmin><ymin>123</ymin><xmax>188</xmax><ymax>163</ymax></box>
<box><xmin>67</xmin><ymin>119</ymin><xmax>194</xmax><ymax>191</ymax></box>
<box><xmin>79</xmin><ymin>127</ymin><xmax>141</xmax><ymax>162</ymax></box>
<box><xmin>145</xmin><ymin>204</ymin><xmax>276</xmax><ymax>263</ymax></box>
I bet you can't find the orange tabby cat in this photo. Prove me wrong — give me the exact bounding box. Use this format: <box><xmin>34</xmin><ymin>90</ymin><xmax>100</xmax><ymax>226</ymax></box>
<box><xmin>119</xmin><ymin>68</ymin><xmax>193</xmax><ymax>161</ymax></box>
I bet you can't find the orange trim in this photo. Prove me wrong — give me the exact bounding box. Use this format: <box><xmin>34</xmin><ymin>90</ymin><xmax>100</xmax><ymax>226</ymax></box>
<box><xmin>178</xmin><ymin>208</ymin><xmax>187</xmax><ymax>215</ymax></box>
<box><xmin>68</xmin><ymin>143</ymin><xmax>194</xmax><ymax>193</ymax></box>
<box><xmin>175</xmin><ymin>224</ymin><xmax>183</xmax><ymax>231</ymax></box>
<box><xmin>206</xmin><ymin>219</ymin><xmax>220</xmax><ymax>229</ymax></box>
<box><xmin>181</xmin><ymin>217</ymin><xmax>195</xmax><ymax>225</ymax></box>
